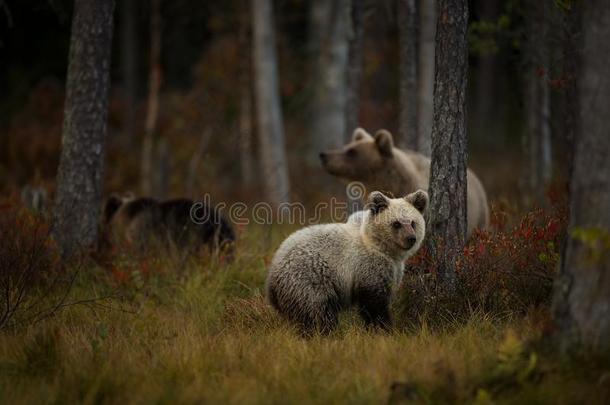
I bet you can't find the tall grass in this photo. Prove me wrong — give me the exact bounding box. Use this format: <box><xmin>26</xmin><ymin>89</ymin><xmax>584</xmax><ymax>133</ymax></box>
<box><xmin>0</xmin><ymin>218</ymin><xmax>608</xmax><ymax>404</ymax></box>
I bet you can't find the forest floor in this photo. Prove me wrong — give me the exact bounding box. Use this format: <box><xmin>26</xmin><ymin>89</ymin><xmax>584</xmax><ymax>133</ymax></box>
<box><xmin>0</xmin><ymin>225</ymin><xmax>609</xmax><ymax>405</ymax></box>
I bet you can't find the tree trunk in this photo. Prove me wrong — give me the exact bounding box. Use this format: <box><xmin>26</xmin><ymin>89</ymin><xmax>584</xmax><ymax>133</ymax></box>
<box><xmin>252</xmin><ymin>0</ymin><xmax>290</xmax><ymax>204</ymax></box>
<box><xmin>472</xmin><ymin>0</ymin><xmax>499</xmax><ymax>145</ymax></box>
<box><xmin>427</xmin><ymin>0</ymin><xmax>469</xmax><ymax>289</ymax></box>
<box><xmin>559</xmin><ymin>3</ymin><xmax>581</xmax><ymax>179</ymax></box>
<box><xmin>141</xmin><ymin>0</ymin><xmax>162</xmax><ymax>196</ymax></box>
<box><xmin>309</xmin><ymin>0</ymin><xmax>350</xmax><ymax>151</ymax></box>
<box><xmin>121</xmin><ymin>0</ymin><xmax>137</xmax><ymax>148</ymax></box>
<box><xmin>397</xmin><ymin>0</ymin><xmax>418</xmax><ymax>150</ymax></box>
<box><xmin>524</xmin><ymin>1</ymin><xmax>552</xmax><ymax>200</ymax></box>
<box><xmin>345</xmin><ymin>0</ymin><xmax>365</xmax><ymax>139</ymax></box>
<box><xmin>416</xmin><ymin>0</ymin><xmax>435</xmax><ymax>156</ymax></box>
<box><xmin>239</xmin><ymin>0</ymin><xmax>255</xmax><ymax>188</ymax></box>
<box><xmin>53</xmin><ymin>0</ymin><xmax>115</xmax><ymax>257</ymax></box>
<box><xmin>552</xmin><ymin>0</ymin><xmax>610</xmax><ymax>352</ymax></box>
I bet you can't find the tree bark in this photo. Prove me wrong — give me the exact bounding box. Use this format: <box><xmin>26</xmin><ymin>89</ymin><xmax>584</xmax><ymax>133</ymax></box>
<box><xmin>397</xmin><ymin>0</ymin><xmax>419</xmax><ymax>150</ymax></box>
<box><xmin>416</xmin><ymin>0</ymin><xmax>435</xmax><ymax>156</ymax></box>
<box><xmin>121</xmin><ymin>0</ymin><xmax>137</xmax><ymax>148</ymax></box>
<box><xmin>345</xmin><ymin>0</ymin><xmax>365</xmax><ymax>140</ymax></box>
<box><xmin>141</xmin><ymin>0</ymin><xmax>162</xmax><ymax>196</ymax></box>
<box><xmin>309</xmin><ymin>0</ymin><xmax>350</xmax><ymax>151</ymax></box>
<box><xmin>472</xmin><ymin>0</ymin><xmax>499</xmax><ymax>145</ymax></box>
<box><xmin>53</xmin><ymin>0</ymin><xmax>115</xmax><ymax>257</ymax></box>
<box><xmin>427</xmin><ymin>0</ymin><xmax>469</xmax><ymax>289</ymax></box>
<box><xmin>552</xmin><ymin>0</ymin><xmax>610</xmax><ymax>352</ymax></box>
<box><xmin>559</xmin><ymin>3</ymin><xmax>581</xmax><ymax>178</ymax></box>
<box><xmin>239</xmin><ymin>0</ymin><xmax>255</xmax><ymax>188</ymax></box>
<box><xmin>252</xmin><ymin>0</ymin><xmax>290</xmax><ymax>204</ymax></box>
<box><xmin>524</xmin><ymin>1</ymin><xmax>552</xmax><ymax>199</ymax></box>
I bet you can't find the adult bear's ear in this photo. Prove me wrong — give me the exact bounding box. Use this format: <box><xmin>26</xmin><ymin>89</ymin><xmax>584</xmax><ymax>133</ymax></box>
<box><xmin>103</xmin><ymin>194</ymin><xmax>124</xmax><ymax>224</ymax></box>
<box><xmin>374</xmin><ymin>130</ymin><xmax>394</xmax><ymax>157</ymax></box>
<box><xmin>405</xmin><ymin>190</ymin><xmax>428</xmax><ymax>214</ymax></box>
<box><xmin>367</xmin><ymin>191</ymin><xmax>389</xmax><ymax>215</ymax></box>
<box><xmin>352</xmin><ymin>127</ymin><xmax>373</xmax><ymax>142</ymax></box>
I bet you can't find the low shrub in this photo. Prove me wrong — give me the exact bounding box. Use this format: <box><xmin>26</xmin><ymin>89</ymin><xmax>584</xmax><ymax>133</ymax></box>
<box><xmin>0</xmin><ymin>198</ymin><xmax>72</xmax><ymax>329</ymax></box>
<box><xmin>397</xmin><ymin>195</ymin><xmax>568</xmax><ymax>328</ymax></box>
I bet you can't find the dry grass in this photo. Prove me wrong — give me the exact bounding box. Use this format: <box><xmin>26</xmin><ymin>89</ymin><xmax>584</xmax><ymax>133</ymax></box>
<box><xmin>0</xmin><ymin>224</ymin><xmax>608</xmax><ymax>404</ymax></box>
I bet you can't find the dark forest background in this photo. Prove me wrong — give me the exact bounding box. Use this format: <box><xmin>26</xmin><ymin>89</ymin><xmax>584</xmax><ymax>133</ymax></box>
<box><xmin>0</xmin><ymin>0</ymin><xmax>574</xmax><ymax>206</ymax></box>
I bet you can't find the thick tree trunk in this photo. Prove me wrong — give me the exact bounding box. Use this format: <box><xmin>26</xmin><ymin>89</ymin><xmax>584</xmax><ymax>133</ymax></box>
<box><xmin>559</xmin><ymin>4</ymin><xmax>581</xmax><ymax>178</ymax></box>
<box><xmin>397</xmin><ymin>0</ymin><xmax>418</xmax><ymax>150</ymax></box>
<box><xmin>141</xmin><ymin>0</ymin><xmax>162</xmax><ymax>196</ymax></box>
<box><xmin>121</xmin><ymin>0</ymin><xmax>137</xmax><ymax>147</ymax></box>
<box><xmin>239</xmin><ymin>0</ymin><xmax>255</xmax><ymax>188</ymax></box>
<box><xmin>552</xmin><ymin>1</ymin><xmax>610</xmax><ymax>352</ymax></box>
<box><xmin>524</xmin><ymin>1</ymin><xmax>552</xmax><ymax>199</ymax></box>
<box><xmin>53</xmin><ymin>0</ymin><xmax>115</xmax><ymax>257</ymax></box>
<box><xmin>416</xmin><ymin>0</ymin><xmax>435</xmax><ymax>156</ymax></box>
<box><xmin>309</xmin><ymin>0</ymin><xmax>350</xmax><ymax>151</ymax></box>
<box><xmin>345</xmin><ymin>0</ymin><xmax>365</xmax><ymax>139</ymax></box>
<box><xmin>427</xmin><ymin>0</ymin><xmax>469</xmax><ymax>289</ymax></box>
<box><xmin>252</xmin><ymin>0</ymin><xmax>290</xmax><ymax>204</ymax></box>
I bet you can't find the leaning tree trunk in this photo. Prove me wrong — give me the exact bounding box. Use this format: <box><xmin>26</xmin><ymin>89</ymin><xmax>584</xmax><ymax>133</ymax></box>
<box><xmin>252</xmin><ymin>0</ymin><xmax>290</xmax><ymax>204</ymax></box>
<box><xmin>416</xmin><ymin>0</ymin><xmax>435</xmax><ymax>156</ymax></box>
<box><xmin>141</xmin><ymin>0</ymin><xmax>162</xmax><ymax>196</ymax></box>
<box><xmin>552</xmin><ymin>0</ymin><xmax>610</xmax><ymax>352</ymax></box>
<box><xmin>309</xmin><ymin>0</ymin><xmax>350</xmax><ymax>152</ymax></box>
<box><xmin>345</xmin><ymin>0</ymin><xmax>365</xmax><ymax>139</ymax></box>
<box><xmin>427</xmin><ymin>0</ymin><xmax>469</xmax><ymax>290</ymax></box>
<box><xmin>53</xmin><ymin>0</ymin><xmax>115</xmax><ymax>257</ymax></box>
<box><xmin>397</xmin><ymin>0</ymin><xmax>419</xmax><ymax>150</ymax></box>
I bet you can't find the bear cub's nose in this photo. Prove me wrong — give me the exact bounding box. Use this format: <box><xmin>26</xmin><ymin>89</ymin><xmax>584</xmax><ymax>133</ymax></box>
<box><xmin>405</xmin><ymin>235</ymin><xmax>417</xmax><ymax>249</ymax></box>
<box><xmin>319</xmin><ymin>152</ymin><xmax>327</xmax><ymax>163</ymax></box>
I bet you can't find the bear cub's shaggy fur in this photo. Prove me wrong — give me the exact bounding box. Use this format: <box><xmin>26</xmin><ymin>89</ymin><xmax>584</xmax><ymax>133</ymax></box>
<box><xmin>266</xmin><ymin>190</ymin><xmax>428</xmax><ymax>334</ymax></box>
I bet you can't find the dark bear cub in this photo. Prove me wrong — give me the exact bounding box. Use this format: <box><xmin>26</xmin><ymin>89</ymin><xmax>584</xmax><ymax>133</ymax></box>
<box><xmin>102</xmin><ymin>194</ymin><xmax>235</xmax><ymax>257</ymax></box>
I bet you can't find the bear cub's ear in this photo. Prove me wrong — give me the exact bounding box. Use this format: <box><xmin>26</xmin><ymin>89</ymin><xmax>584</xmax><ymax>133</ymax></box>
<box><xmin>367</xmin><ymin>191</ymin><xmax>389</xmax><ymax>215</ymax></box>
<box><xmin>374</xmin><ymin>130</ymin><xmax>394</xmax><ymax>157</ymax></box>
<box><xmin>352</xmin><ymin>127</ymin><xmax>373</xmax><ymax>142</ymax></box>
<box><xmin>405</xmin><ymin>190</ymin><xmax>428</xmax><ymax>214</ymax></box>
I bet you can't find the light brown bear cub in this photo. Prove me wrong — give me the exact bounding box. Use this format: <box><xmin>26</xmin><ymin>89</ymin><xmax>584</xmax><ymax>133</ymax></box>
<box><xmin>267</xmin><ymin>190</ymin><xmax>428</xmax><ymax>334</ymax></box>
<box><xmin>320</xmin><ymin>128</ymin><xmax>489</xmax><ymax>237</ymax></box>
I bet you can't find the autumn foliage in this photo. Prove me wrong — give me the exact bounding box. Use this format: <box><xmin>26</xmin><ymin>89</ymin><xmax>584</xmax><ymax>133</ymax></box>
<box><xmin>397</xmin><ymin>190</ymin><xmax>568</xmax><ymax>326</ymax></box>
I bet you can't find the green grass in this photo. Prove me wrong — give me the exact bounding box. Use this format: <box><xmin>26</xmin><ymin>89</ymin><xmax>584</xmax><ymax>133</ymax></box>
<box><xmin>0</xmin><ymin>225</ymin><xmax>608</xmax><ymax>404</ymax></box>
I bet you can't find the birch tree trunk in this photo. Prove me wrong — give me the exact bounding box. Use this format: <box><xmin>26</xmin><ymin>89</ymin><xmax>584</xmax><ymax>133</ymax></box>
<box><xmin>53</xmin><ymin>0</ymin><xmax>115</xmax><ymax>257</ymax></box>
<box><xmin>141</xmin><ymin>0</ymin><xmax>162</xmax><ymax>196</ymax></box>
<box><xmin>552</xmin><ymin>0</ymin><xmax>610</xmax><ymax>352</ymax></box>
<box><xmin>397</xmin><ymin>0</ymin><xmax>418</xmax><ymax>150</ymax></box>
<box><xmin>345</xmin><ymin>0</ymin><xmax>365</xmax><ymax>139</ymax></box>
<box><xmin>252</xmin><ymin>0</ymin><xmax>290</xmax><ymax>204</ymax></box>
<box><xmin>416</xmin><ymin>0</ymin><xmax>435</xmax><ymax>156</ymax></box>
<box><xmin>309</xmin><ymin>0</ymin><xmax>350</xmax><ymax>151</ymax></box>
<box><xmin>427</xmin><ymin>0</ymin><xmax>469</xmax><ymax>290</ymax></box>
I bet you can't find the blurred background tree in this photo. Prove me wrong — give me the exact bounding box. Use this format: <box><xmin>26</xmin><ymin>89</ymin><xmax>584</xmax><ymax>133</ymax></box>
<box><xmin>0</xmin><ymin>0</ymin><xmax>584</xmax><ymax>208</ymax></box>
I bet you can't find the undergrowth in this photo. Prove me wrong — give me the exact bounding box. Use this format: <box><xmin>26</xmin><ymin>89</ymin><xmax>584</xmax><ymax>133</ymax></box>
<box><xmin>1</xmin><ymin>195</ymin><xmax>609</xmax><ymax>404</ymax></box>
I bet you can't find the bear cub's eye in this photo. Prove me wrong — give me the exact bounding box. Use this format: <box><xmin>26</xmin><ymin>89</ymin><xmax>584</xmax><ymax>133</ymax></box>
<box><xmin>411</xmin><ymin>220</ymin><xmax>416</xmax><ymax>229</ymax></box>
<box><xmin>392</xmin><ymin>221</ymin><xmax>402</xmax><ymax>229</ymax></box>
<box><xmin>346</xmin><ymin>148</ymin><xmax>357</xmax><ymax>158</ymax></box>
